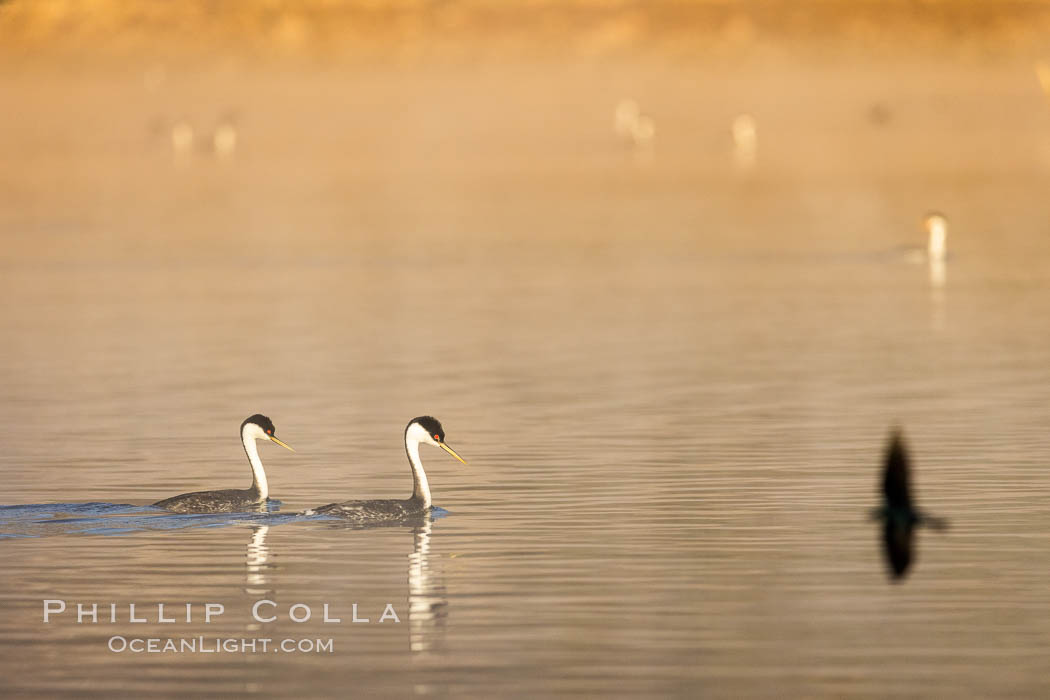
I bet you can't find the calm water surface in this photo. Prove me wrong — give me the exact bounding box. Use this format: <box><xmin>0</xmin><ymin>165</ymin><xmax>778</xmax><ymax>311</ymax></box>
<box><xmin>1</xmin><ymin>60</ymin><xmax>1050</xmax><ymax>698</ymax></box>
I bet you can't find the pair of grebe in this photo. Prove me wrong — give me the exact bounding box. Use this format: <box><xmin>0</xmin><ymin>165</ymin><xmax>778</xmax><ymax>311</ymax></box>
<box><xmin>153</xmin><ymin>415</ymin><xmax>465</xmax><ymax>521</ymax></box>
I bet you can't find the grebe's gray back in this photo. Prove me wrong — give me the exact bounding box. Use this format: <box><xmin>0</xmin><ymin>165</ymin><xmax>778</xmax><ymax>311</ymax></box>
<box><xmin>153</xmin><ymin>414</ymin><xmax>294</xmax><ymax>513</ymax></box>
<box><xmin>309</xmin><ymin>416</ymin><xmax>466</xmax><ymax>523</ymax></box>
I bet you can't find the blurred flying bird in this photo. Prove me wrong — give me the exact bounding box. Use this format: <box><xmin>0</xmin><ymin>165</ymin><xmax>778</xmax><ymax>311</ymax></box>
<box><xmin>872</xmin><ymin>430</ymin><xmax>948</xmax><ymax>581</ymax></box>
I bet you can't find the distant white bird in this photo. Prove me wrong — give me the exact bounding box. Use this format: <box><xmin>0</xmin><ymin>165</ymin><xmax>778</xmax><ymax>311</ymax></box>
<box><xmin>614</xmin><ymin>99</ymin><xmax>640</xmax><ymax>138</ymax></box>
<box><xmin>891</xmin><ymin>212</ymin><xmax>949</xmax><ymax>290</ymax></box>
<box><xmin>212</xmin><ymin>121</ymin><xmax>238</xmax><ymax>158</ymax></box>
<box><xmin>1036</xmin><ymin>61</ymin><xmax>1050</xmax><ymax>102</ymax></box>
<box><xmin>901</xmin><ymin>212</ymin><xmax>948</xmax><ymax>264</ymax></box>
<box><xmin>923</xmin><ymin>212</ymin><xmax>948</xmax><ymax>263</ymax></box>
<box><xmin>632</xmin><ymin>114</ymin><xmax>655</xmax><ymax>145</ymax></box>
<box><xmin>614</xmin><ymin>98</ymin><xmax>655</xmax><ymax>148</ymax></box>
<box><xmin>731</xmin><ymin>113</ymin><xmax>757</xmax><ymax>171</ymax></box>
<box><xmin>170</xmin><ymin>121</ymin><xmax>195</xmax><ymax>155</ymax></box>
<box><xmin>923</xmin><ymin>212</ymin><xmax>948</xmax><ymax>290</ymax></box>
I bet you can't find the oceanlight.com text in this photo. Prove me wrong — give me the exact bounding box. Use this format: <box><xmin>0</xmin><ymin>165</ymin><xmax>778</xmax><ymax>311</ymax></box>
<box><xmin>107</xmin><ymin>636</ymin><xmax>334</xmax><ymax>654</ymax></box>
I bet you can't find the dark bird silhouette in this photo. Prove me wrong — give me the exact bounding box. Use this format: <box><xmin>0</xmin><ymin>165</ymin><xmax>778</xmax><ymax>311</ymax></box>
<box><xmin>872</xmin><ymin>430</ymin><xmax>948</xmax><ymax>580</ymax></box>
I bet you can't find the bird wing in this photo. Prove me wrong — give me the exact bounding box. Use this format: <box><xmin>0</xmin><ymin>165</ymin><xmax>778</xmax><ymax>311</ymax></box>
<box><xmin>882</xmin><ymin>432</ymin><xmax>913</xmax><ymax>510</ymax></box>
<box><xmin>883</xmin><ymin>519</ymin><xmax>913</xmax><ymax>579</ymax></box>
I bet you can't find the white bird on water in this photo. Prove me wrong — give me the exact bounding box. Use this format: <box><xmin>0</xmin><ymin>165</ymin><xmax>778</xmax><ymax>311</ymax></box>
<box><xmin>170</xmin><ymin>120</ymin><xmax>195</xmax><ymax>155</ymax></box>
<box><xmin>614</xmin><ymin>99</ymin><xmax>655</xmax><ymax>148</ymax></box>
<box><xmin>1036</xmin><ymin>61</ymin><xmax>1050</xmax><ymax>102</ymax></box>
<box><xmin>903</xmin><ymin>212</ymin><xmax>948</xmax><ymax>265</ymax></box>
<box><xmin>897</xmin><ymin>212</ymin><xmax>949</xmax><ymax>292</ymax></box>
<box><xmin>212</xmin><ymin>113</ymin><xmax>239</xmax><ymax>158</ymax></box>
<box><xmin>924</xmin><ymin>212</ymin><xmax>948</xmax><ymax>290</ymax></box>
<box><xmin>924</xmin><ymin>212</ymin><xmax>948</xmax><ymax>263</ymax></box>
<box><xmin>731</xmin><ymin>113</ymin><xmax>757</xmax><ymax>172</ymax></box>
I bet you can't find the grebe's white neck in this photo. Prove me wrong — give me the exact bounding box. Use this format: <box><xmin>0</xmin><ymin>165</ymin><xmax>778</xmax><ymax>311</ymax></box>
<box><xmin>241</xmin><ymin>423</ymin><xmax>269</xmax><ymax>500</ymax></box>
<box><xmin>926</xmin><ymin>216</ymin><xmax>948</xmax><ymax>262</ymax></box>
<box><xmin>405</xmin><ymin>423</ymin><xmax>433</xmax><ymax>508</ymax></box>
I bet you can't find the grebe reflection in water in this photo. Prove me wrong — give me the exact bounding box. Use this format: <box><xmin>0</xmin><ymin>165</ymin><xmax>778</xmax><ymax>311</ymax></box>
<box><xmin>408</xmin><ymin>517</ymin><xmax>447</xmax><ymax>653</ymax></box>
<box><xmin>319</xmin><ymin>513</ymin><xmax>448</xmax><ymax>654</ymax></box>
<box><xmin>245</xmin><ymin>525</ymin><xmax>273</xmax><ymax>598</ymax></box>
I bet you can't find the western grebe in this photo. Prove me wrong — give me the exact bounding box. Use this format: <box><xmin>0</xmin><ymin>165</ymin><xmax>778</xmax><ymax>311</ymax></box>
<box><xmin>923</xmin><ymin>212</ymin><xmax>948</xmax><ymax>262</ymax></box>
<box><xmin>309</xmin><ymin>416</ymin><xmax>466</xmax><ymax>522</ymax></box>
<box><xmin>170</xmin><ymin>120</ymin><xmax>195</xmax><ymax>155</ymax></box>
<box><xmin>211</xmin><ymin>111</ymin><xmax>238</xmax><ymax>158</ymax></box>
<box><xmin>872</xmin><ymin>430</ymin><xmax>948</xmax><ymax>580</ymax></box>
<box><xmin>901</xmin><ymin>212</ymin><xmax>948</xmax><ymax>264</ymax></box>
<box><xmin>614</xmin><ymin>99</ymin><xmax>655</xmax><ymax>148</ymax></box>
<box><xmin>153</xmin><ymin>414</ymin><xmax>294</xmax><ymax>513</ymax></box>
<box><xmin>731</xmin><ymin>113</ymin><xmax>757</xmax><ymax>172</ymax></box>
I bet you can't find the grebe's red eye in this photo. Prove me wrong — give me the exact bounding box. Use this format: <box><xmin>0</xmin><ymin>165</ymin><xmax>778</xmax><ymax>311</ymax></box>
<box><xmin>434</xmin><ymin>434</ymin><xmax>441</xmax><ymax>441</ymax></box>
<box><xmin>267</xmin><ymin>429</ymin><xmax>273</xmax><ymax>435</ymax></box>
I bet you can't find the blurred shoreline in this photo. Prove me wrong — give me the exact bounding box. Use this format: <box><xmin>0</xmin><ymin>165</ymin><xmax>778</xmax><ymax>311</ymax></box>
<box><xmin>2</xmin><ymin>1</ymin><xmax>1050</xmax><ymax>65</ymax></box>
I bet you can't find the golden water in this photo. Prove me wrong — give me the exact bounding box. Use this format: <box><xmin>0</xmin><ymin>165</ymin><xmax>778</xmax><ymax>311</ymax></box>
<box><xmin>1</xmin><ymin>52</ymin><xmax>1049</xmax><ymax>697</ymax></box>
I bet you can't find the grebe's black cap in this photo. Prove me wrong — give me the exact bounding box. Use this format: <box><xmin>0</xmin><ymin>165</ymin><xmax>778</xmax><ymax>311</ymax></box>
<box><xmin>410</xmin><ymin>416</ymin><xmax>445</xmax><ymax>442</ymax></box>
<box><xmin>240</xmin><ymin>414</ymin><xmax>293</xmax><ymax>451</ymax></box>
<box><xmin>242</xmin><ymin>414</ymin><xmax>276</xmax><ymax>436</ymax></box>
<box><xmin>408</xmin><ymin>416</ymin><xmax>466</xmax><ymax>464</ymax></box>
